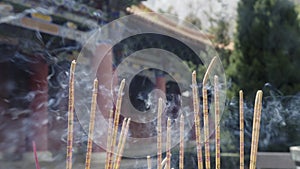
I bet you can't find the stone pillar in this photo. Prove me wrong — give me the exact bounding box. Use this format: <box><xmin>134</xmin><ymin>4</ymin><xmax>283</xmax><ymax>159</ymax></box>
<box><xmin>28</xmin><ymin>55</ymin><xmax>49</xmax><ymax>152</ymax></box>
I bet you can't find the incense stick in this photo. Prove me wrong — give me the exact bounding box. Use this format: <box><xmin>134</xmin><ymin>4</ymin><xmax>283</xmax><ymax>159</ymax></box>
<box><xmin>214</xmin><ymin>76</ymin><xmax>220</xmax><ymax>169</ymax></box>
<box><xmin>113</xmin><ymin>118</ymin><xmax>127</xmax><ymax>169</ymax></box>
<box><xmin>202</xmin><ymin>88</ymin><xmax>211</xmax><ymax>169</ymax></box>
<box><xmin>105</xmin><ymin>110</ymin><xmax>114</xmax><ymax>169</ymax></box>
<box><xmin>84</xmin><ymin>79</ymin><xmax>98</xmax><ymax>169</ymax></box>
<box><xmin>147</xmin><ymin>155</ymin><xmax>152</xmax><ymax>169</ymax></box>
<box><xmin>202</xmin><ymin>56</ymin><xmax>217</xmax><ymax>86</ymax></box>
<box><xmin>108</xmin><ymin>79</ymin><xmax>125</xmax><ymax>169</ymax></box>
<box><xmin>32</xmin><ymin>141</ymin><xmax>41</xmax><ymax>169</ymax></box>
<box><xmin>66</xmin><ymin>60</ymin><xmax>76</xmax><ymax>169</ymax></box>
<box><xmin>192</xmin><ymin>71</ymin><xmax>203</xmax><ymax>169</ymax></box>
<box><xmin>249</xmin><ymin>91</ymin><xmax>263</xmax><ymax>169</ymax></box>
<box><xmin>157</xmin><ymin>98</ymin><xmax>163</xmax><ymax>169</ymax></box>
<box><xmin>179</xmin><ymin>114</ymin><xmax>184</xmax><ymax>169</ymax></box>
<box><xmin>239</xmin><ymin>90</ymin><xmax>244</xmax><ymax>169</ymax></box>
<box><xmin>114</xmin><ymin>118</ymin><xmax>131</xmax><ymax>169</ymax></box>
<box><xmin>166</xmin><ymin>118</ymin><xmax>171</xmax><ymax>169</ymax></box>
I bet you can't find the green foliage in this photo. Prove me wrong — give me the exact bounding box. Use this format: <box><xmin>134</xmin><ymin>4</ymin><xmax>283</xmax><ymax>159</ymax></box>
<box><xmin>230</xmin><ymin>0</ymin><xmax>300</xmax><ymax>100</ymax></box>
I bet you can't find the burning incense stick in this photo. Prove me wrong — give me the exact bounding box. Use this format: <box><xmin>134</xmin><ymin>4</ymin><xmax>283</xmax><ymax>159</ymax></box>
<box><xmin>249</xmin><ymin>91</ymin><xmax>263</xmax><ymax>169</ymax></box>
<box><xmin>114</xmin><ymin>118</ymin><xmax>131</xmax><ymax>169</ymax></box>
<box><xmin>66</xmin><ymin>60</ymin><xmax>76</xmax><ymax>169</ymax></box>
<box><xmin>192</xmin><ymin>71</ymin><xmax>203</xmax><ymax>169</ymax></box>
<box><xmin>108</xmin><ymin>79</ymin><xmax>125</xmax><ymax>169</ymax></box>
<box><xmin>214</xmin><ymin>76</ymin><xmax>220</xmax><ymax>169</ymax></box>
<box><xmin>113</xmin><ymin>118</ymin><xmax>127</xmax><ymax>169</ymax></box>
<box><xmin>202</xmin><ymin>56</ymin><xmax>217</xmax><ymax>86</ymax></box>
<box><xmin>32</xmin><ymin>141</ymin><xmax>41</xmax><ymax>169</ymax></box>
<box><xmin>166</xmin><ymin>118</ymin><xmax>172</xmax><ymax>169</ymax></box>
<box><xmin>157</xmin><ymin>98</ymin><xmax>163</xmax><ymax>169</ymax></box>
<box><xmin>84</xmin><ymin>79</ymin><xmax>98</xmax><ymax>169</ymax></box>
<box><xmin>239</xmin><ymin>90</ymin><xmax>244</xmax><ymax>169</ymax></box>
<box><xmin>202</xmin><ymin>88</ymin><xmax>211</xmax><ymax>169</ymax></box>
<box><xmin>105</xmin><ymin>110</ymin><xmax>114</xmax><ymax>169</ymax></box>
<box><xmin>179</xmin><ymin>114</ymin><xmax>184</xmax><ymax>169</ymax></box>
<box><xmin>147</xmin><ymin>155</ymin><xmax>152</xmax><ymax>169</ymax></box>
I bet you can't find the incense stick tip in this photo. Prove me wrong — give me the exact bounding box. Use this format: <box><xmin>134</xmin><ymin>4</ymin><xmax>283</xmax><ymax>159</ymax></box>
<box><xmin>121</xmin><ymin>79</ymin><xmax>125</xmax><ymax>84</ymax></box>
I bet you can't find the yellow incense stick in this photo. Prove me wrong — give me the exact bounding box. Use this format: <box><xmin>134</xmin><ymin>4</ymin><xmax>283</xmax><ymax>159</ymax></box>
<box><xmin>147</xmin><ymin>155</ymin><xmax>152</xmax><ymax>169</ymax></box>
<box><xmin>179</xmin><ymin>114</ymin><xmax>184</xmax><ymax>169</ymax></box>
<box><xmin>84</xmin><ymin>79</ymin><xmax>98</xmax><ymax>169</ymax></box>
<box><xmin>249</xmin><ymin>91</ymin><xmax>263</xmax><ymax>169</ymax></box>
<box><xmin>192</xmin><ymin>71</ymin><xmax>203</xmax><ymax>169</ymax></box>
<box><xmin>214</xmin><ymin>76</ymin><xmax>220</xmax><ymax>169</ymax></box>
<box><xmin>166</xmin><ymin>118</ymin><xmax>171</xmax><ymax>169</ymax></box>
<box><xmin>105</xmin><ymin>110</ymin><xmax>114</xmax><ymax>169</ymax></box>
<box><xmin>113</xmin><ymin>118</ymin><xmax>127</xmax><ymax>169</ymax></box>
<box><xmin>202</xmin><ymin>88</ymin><xmax>210</xmax><ymax>169</ymax></box>
<box><xmin>157</xmin><ymin>98</ymin><xmax>163</xmax><ymax>169</ymax></box>
<box><xmin>114</xmin><ymin>118</ymin><xmax>131</xmax><ymax>169</ymax></box>
<box><xmin>66</xmin><ymin>60</ymin><xmax>76</xmax><ymax>169</ymax></box>
<box><xmin>108</xmin><ymin>79</ymin><xmax>125</xmax><ymax>169</ymax></box>
<box><xmin>239</xmin><ymin>90</ymin><xmax>244</xmax><ymax>169</ymax></box>
<box><xmin>202</xmin><ymin>56</ymin><xmax>217</xmax><ymax>86</ymax></box>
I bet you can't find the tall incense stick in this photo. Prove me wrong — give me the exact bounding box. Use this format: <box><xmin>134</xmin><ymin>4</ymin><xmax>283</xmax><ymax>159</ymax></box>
<box><xmin>85</xmin><ymin>79</ymin><xmax>98</xmax><ymax>169</ymax></box>
<box><xmin>157</xmin><ymin>98</ymin><xmax>163</xmax><ymax>169</ymax></box>
<box><xmin>214</xmin><ymin>76</ymin><xmax>220</xmax><ymax>169</ymax></box>
<box><xmin>105</xmin><ymin>110</ymin><xmax>114</xmax><ymax>169</ymax></box>
<box><xmin>114</xmin><ymin>118</ymin><xmax>131</xmax><ymax>169</ymax></box>
<box><xmin>249</xmin><ymin>91</ymin><xmax>263</xmax><ymax>169</ymax></box>
<box><xmin>239</xmin><ymin>90</ymin><xmax>244</xmax><ymax>169</ymax></box>
<box><xmin>179</xmin><ymin>114</ymin><xmax>184</xmax><ymax>169</ymax></box>
<box><xmin>192</xmin><ymin>71</ymin><xmax>203</xmax><ymax>169</ymax></box>
<box><xmin>202</xmin><ymin>88</ymin><xmax>210</xmax><ymax>169</ymax></box>
<box><xmin>66</xmin><ymin>60</ymin><xmax>76</xmax><ymax>169</ymax></box>
<box><xmin>108</xmin><ymin>79</ymin><xmax>125</xmax><ymax>169</ymax></box>
<box><xmin>113</xmin><ymin>118</ymin><xmax>127</xmax><ymax>169</ymax></box>
<box><xmin>147</xmin><ymin>155</ymin><xmax>152</xmax><ymax>169</ymax></box>
<box><xmin>166</xmin><ymin>118</ymin><xmax>172</xmax><ymax>169</ymax></box>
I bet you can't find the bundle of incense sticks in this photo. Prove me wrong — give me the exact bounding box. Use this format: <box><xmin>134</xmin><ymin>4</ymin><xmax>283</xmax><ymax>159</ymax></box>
<box><xmin>192</xmin><ymin>71</ymin><xmax>203</xmax><ymax>169</ymax></box>
<box><xmin>239</xmin><ymin>90</ymin><xmax>244</xmax><ymax>169</ymax></box>
<box><xmin>157</xmin><ymin>98</ymin><xmax>163</xmax><ymax>169</ymax></box>
<box><xmin>214</xmin><ymin>76</ymin><xmax>220</xmax><ymax>169</ymax></box>
<box><xmin>66</xmin><ymin>60</ymin><xmax>76</xmax><ymax>169</ymax></box>
<box><xmin>249</xmin><ymin>91</ymin><xmax>263</xmax><ymax>169</ymax></box>
<box><xmin>85</xmin><ymin>79</ymin><xmax>98</xmax><ymax>169</ymax></box>
<box><xmin>32</xmin><ymin>59</ymin><xmax>265</xmax><ymax>169</ymax></box>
